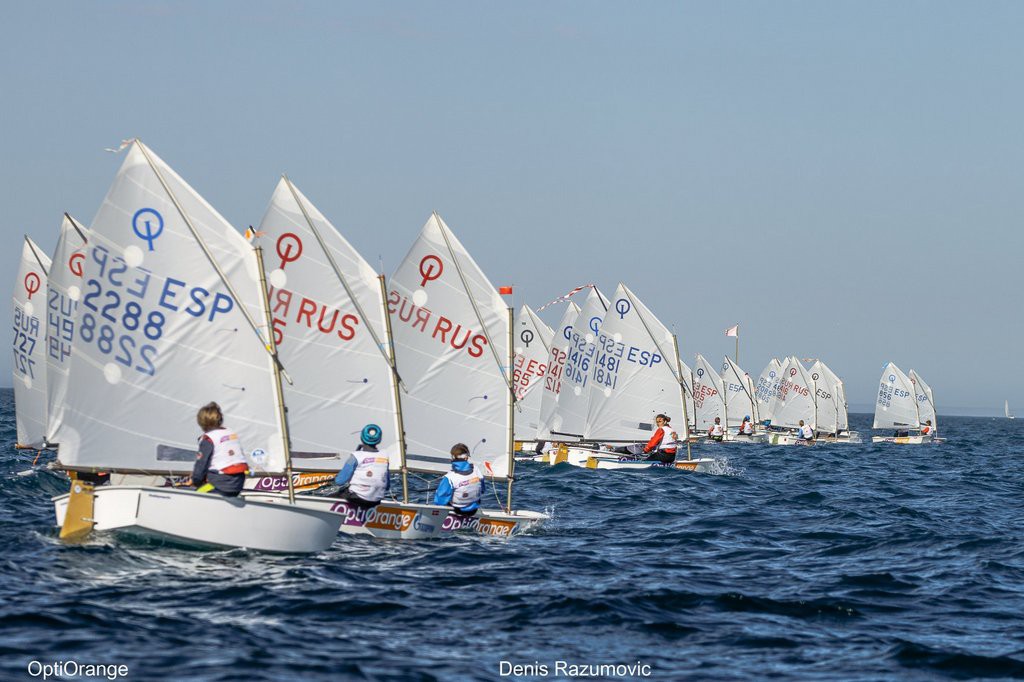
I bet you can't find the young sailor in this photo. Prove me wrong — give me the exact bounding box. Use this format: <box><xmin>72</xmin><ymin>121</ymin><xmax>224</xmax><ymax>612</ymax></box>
<box><xmin>739</xmin><ymin>415</ymin><xmax>754</xmax><ymax>436</ymax></box>
<box><xmin>190</xmin><ymin>402</ymin><xmax>247</xmax><ymax>497</ymax></box>
<box><xmin>641</xmin><ymin>414</ymin><xmax>677</xmax><ymax>464</ymax></box>
<box><xmin>332</xmin><ymin>424</ymin><xmax>390</xmax><ymax>508</ymax></box>
<box><xmin>921</xmin><ymin>420</ymin><xmax>934</xmax><ymax>437</ymax></box>
<box><xmin>434</xmin><ymin>443</ymin><xmax>486</xmax><ymax>516</ymax></box>
<box><xmin>708</xmin><ymin>417</ymin><xmax>725</xmax><ymax>442</ymax></box>
<box><xmin>796</xmin><ymin>419</ymin><xmax>814</xmax><ymax>443</ymax></box>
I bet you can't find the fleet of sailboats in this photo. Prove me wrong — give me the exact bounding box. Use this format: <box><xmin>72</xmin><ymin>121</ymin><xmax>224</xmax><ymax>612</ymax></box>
<box><xmin>12</xmin><ymin>141</ymin><xmax>956</xmax><ymax>554</ymax></box>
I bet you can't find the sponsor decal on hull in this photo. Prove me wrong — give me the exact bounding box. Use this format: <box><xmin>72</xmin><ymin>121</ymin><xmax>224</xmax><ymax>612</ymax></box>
<box><xmin>441</xmin><ymin>513</ymin><xmax>518</xmax><ymax>536</ymax></box>
<box><xmin>248</xmin><ymin>472</ymin><xmax>335</xmax><ymax>492</ymax></box>
<box><xmin>329</xmin><ymin>501</ymin><xmax>418</xmax><ymax>532</ymax></box>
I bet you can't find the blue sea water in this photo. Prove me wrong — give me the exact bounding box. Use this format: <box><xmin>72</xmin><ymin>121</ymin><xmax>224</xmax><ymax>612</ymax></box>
<box><xmin>2</xmin><ymin>388</ymin><xmax>1023</xmax><ymax>681</ymax></box>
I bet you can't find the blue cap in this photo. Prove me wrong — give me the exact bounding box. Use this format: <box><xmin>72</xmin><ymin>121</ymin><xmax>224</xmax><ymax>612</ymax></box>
<box><xmin>361</xmin><ymin>424</ymin><xmax>382</xmax><ymax>446</ymax></box>
<box><xmin>744</xmin><ymin>415</ymin><xmax>750</xmax><ymax>420</ymax></box>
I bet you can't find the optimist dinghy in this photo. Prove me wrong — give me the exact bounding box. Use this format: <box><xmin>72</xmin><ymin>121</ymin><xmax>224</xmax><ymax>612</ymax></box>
<box><xmin>51</xmin><ymin>140</ymin><xmax>342</xmax><ymax>552</ymax></box>
<box><xmin>241</xmin><ymin>177</ymin><xmax>447</xmax><ymax>538</ymax></box>
<box><xmin>539</xmin><ymin>283</ymin><xmax>717</xmax><ymax>473</ymax></box>
<box><xmin>808</xmin><ymin>360</ymin><xmax>860</xmax><ymax>443</ymax></box>
<box><xmin>387</xmin><ymin>213</ymin><xmax>548</xmax><ymax>536</ymax></box>
<box><xmin>764</xmin><ymin>356</ymin><xmax>818</xmax><ymax>445</ymax></box>
<box><xmin>871</xmin><ymin>362</ymin><xmax>934</xmax><ymax>444</ymax></box>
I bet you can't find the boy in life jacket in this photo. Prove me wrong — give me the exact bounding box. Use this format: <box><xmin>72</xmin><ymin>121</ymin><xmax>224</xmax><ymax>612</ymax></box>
<box><xmin>641</xmin><ymin>414</ymin><xmax>678</xmax><ymax>464</ymax></box>
<box><xmin>708</xmin><ymin>417</ymin><xmax>725</xmax><ymax>442</ymax></box>
<box><xmin>333</xmin><ymin>424</ymin><xmax>390</xmax><ymax>509</ymax></box>
<box><xmin>434</xmin><ymin>443</ymin><xmax>486</xmax><ymax>516</ymax></box>
<box><xmin>191</xmin><ymin>402</ymin><xmax>247</xmax><ymax>497</ymax></box>
<box><xmin>921</xmin><ymin>420</ymin><xmax>934</xmax><ymax>437</ymax></box>
<box><xmin>796</xmin><ymin>419</ymin><xmax>814</xmax><ymax>442</ymax></box>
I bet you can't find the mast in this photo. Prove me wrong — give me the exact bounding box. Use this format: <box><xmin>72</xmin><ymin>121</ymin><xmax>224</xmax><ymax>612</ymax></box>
<box><xmin>673</xmin><ymin>334</ymin><xmax>693</xmax><ymax>461</ymax></box>
<box><xmin>505</xmin><ymin>305</ymin><xmax>515</xmax><ymax>512</ymax></box>
<box><xmin>379</xmin><ymin>274</ymin><xmax>410</xmax><ymax>503</ymax></box>
<box><xmin>255</xmin><ymin>246</ymin><xmax>296</xmax><ymax>503</ymax></box>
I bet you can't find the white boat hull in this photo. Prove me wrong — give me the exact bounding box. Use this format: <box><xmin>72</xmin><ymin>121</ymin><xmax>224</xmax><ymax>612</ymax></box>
<box><xmin>582</xmin><ymin>455</ymin><xmax>719</xmax><ymax>472</ymax></box>
<box><xmin>871</xmin><ymin>435</ymin><xmax>933</xmax><ymax>444</ymax></box>
<box><xmin>532</xmin><ymin>445</ymin><xmax>717</xmax><ymax>472</ymax></box>
<box><xmin>52</xmin><ymin>486</ymin><xmax>342</xmax><ymax>553</ymax></box>
<box><xmin>438</xmin><ymin>507</ymin><xmax>549</xmax><ymax>537</ymax></box>
<box><xmin>766</xmin><ymin>432</ymin><xmax>816</xmax><ymax>446</ymax></box>
<box><xmin>241</xmin><ymin>492</ymin><xmax>449</xmax><ymax>540</ymax></box>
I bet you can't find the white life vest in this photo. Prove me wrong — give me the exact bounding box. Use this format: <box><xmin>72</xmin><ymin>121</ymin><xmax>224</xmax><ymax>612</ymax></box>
<box><xmin>204</xmin><ymin>427</ymin><xmax>247</xmax><ymax>474</ymax></box>
<box><xmin>444</xmin><ymin>468</ymin><xmax>483</xmax><ymax>509</ymax></box>
<box><xmin>657</xmin><ymin>427</ymin><xmax>677</xmax><ymax>451</ymax></box>
<box><xmin>710</xmin><ymin>423</ymin><xmax>724</xmax><ymax>437</ymax></box>
<box><xmin>799</xmin><ymin>424</ymin><xmax>814</xmax><ymax>440</ymax></box>
<box><xmin>740</xmin><ymin>421</ymin><xmax>753</xmax><ymax>435</ymax></box>
<box><xmin>347</xmin><ymin>451</ymin><xmax>390</xmax><ymax>502</ymax></box>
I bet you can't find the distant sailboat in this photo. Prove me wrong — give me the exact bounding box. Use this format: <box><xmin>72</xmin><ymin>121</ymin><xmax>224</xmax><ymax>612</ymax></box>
<box><xmin>1007</xmin><ymin>401</ymin><xmax>1016</xmax><ymax>420</ymax></box>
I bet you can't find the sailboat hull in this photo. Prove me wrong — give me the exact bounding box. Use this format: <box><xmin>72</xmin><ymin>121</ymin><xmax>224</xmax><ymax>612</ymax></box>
<box><xmin>52</xmin><ymin>486</ymin><xmax>343</xmax><ymax>553</ymax></box>
<box><xmin>766</xmin><ymin>432</ymin><xmax>816</xmax><ymax>446</ymax></box>
<box><xmin>241</xmin><ymin>492</ymin><xmax>449</xmax><ymax>540</ymax></box>
<box><xmin>438</xmin><ymin>507</ymin><xmax>548</xmax><ymax>536</ymax></box>
<box><xmin>871</xmin><ymin>435</ymin><xmax>933</xmax><ymax>444</ymax></box>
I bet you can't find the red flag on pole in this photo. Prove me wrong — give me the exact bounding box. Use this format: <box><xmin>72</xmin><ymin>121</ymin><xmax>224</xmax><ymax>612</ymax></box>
<box><xmin>498</xmin><ymin>286</ymin><xmax>513</xmax><ymax>295</ymax></box>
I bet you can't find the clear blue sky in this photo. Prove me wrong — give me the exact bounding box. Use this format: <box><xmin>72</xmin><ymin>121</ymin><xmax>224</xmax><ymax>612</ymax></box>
<box><xmin>3</xmin><ymin>2</ymin><xmax>1022</xmax><ymax>415</ymax></box>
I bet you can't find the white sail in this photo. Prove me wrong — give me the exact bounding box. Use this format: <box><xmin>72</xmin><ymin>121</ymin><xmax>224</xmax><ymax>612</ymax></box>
<box><xmin>254</xmin><ymin>177</ymin><xmax>401</xmax><ymax>469</ymax></box>
<box><xmin>679</xmin><ymin>358</ymin><xmax>696</xmax><ymax>429</ymax></box>
<box><xmin>541</xmin><ymin>287</ymin><xmax>609</xmax><ymax>439</ymax></box>
<box><xmin>692</xmin><ymin>354</ymin><xmax>726</xmax><ymax>432</ymax></box>
<box><xmin>809</xmin><ymin>360</ymin><xmax>840</xmax><ymax>435</ymax></box>
<box><xmin>13</xmin><ymin>237</ymin><xmax>51</xmax><ymax>448</ymax></box>
<box><xmin>721</xmin><ymin>356</ymin><xmax>756</xmax><ymax>428</ymax></box>
<box><xmin>1007</xmin><ymin>401</ymin><xmax>1014</xmax><ymax>419</ymax></box>
<box><xmin>584</xmin><ymin>283</ymin><xmax>688</xmax><ymax>441</ymax></box>
<box><xmin>770</xmin><ymin>356</ymin><xmax>817</xmax><ymax>429</ymax></box>
<box><xmin>755</xmin><ymin>358</ymin><xmax>782</xmax><ymax>423</ymax></box>
<box><xmin>45</xmin><ymin>215</ymin><xmax>89</xmax><ymax>444</ymax></box>
<box><xmin>535</xmin><ymin>301</ymin><xmax>580</xmax><ymax>440</ymax></box>
<box><xmin>512</xmin><ymin>304</ymin><xmax>554</xmax><ymax>439</ymax></box>
<box><xmin>388</xmin><ymin>213</ymin><xmax>511</xmax><ymax>479</ymax></box>
<box><xmin>873</xmin><ymin>362</ymin><xmax>919</xmax><ymax>430</ymax></box>
<box><xmin>58</xmin><ymin>141</ymin><xmax>285</xmax><ymax>474</ymax></box>
<box><xmin>909</xmin><ymin>369</ymin><xmax>936</xmax><ymax>431</ymax></box>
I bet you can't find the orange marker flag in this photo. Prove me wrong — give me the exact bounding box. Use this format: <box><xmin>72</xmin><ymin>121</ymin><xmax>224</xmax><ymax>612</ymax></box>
<box><xmin>498</xmin><ymin>286</ymin><xmax>513</xmax><ymax>295</ymax></box>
